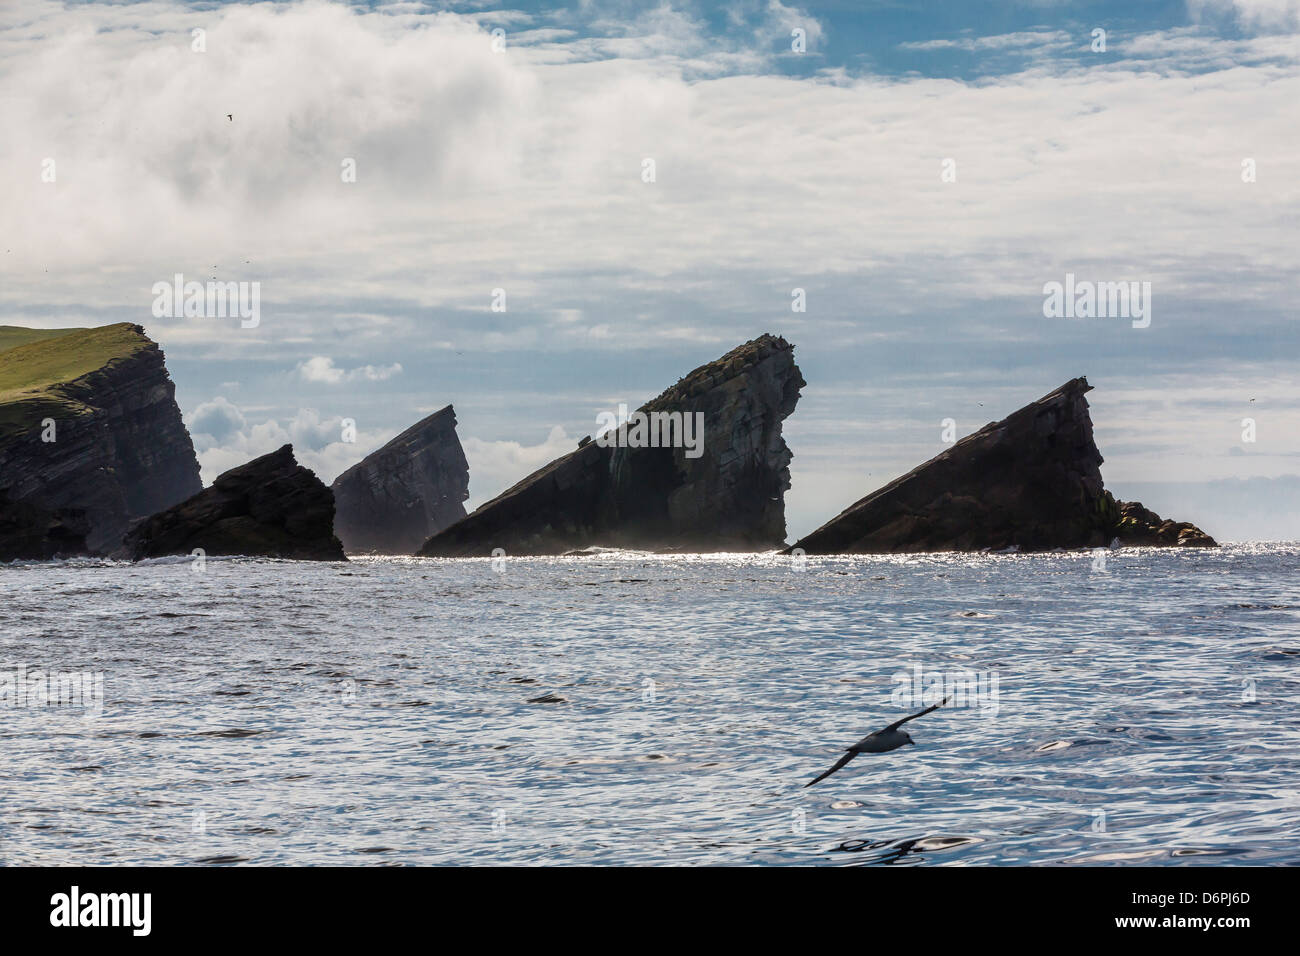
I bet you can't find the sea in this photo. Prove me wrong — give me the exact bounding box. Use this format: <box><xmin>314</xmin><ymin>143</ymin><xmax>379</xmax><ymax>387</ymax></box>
<box><xmin>2</xmin><ymin>543</ymin><xmax>1297</xmax><ymax>866</ymax></box>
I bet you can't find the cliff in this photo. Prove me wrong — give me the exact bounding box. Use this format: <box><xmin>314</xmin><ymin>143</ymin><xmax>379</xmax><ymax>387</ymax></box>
<box><xmin>0</xmin><ymin>323</ymin><xmax>202</xmax><ymax>555</ymax></box>
<box><xmin>0</xmin><ymin>490</ymin><xmax>88</xmax><ymax>562</ymax></box>
<box><xmin>418</xmin><ymin>334</ymin><xmax>804</xmax><ymax>556</ymax></box>
<box><xmin>331</xmin><ymin>405</ymin><xmax>469</xmax><ymax>554</ymax></box>
<box><xmin>788</xmin><ymin>377</ymin><xmax>1216</xmax><ymax>554</ymax></box>
<box><xmin>120</xmin><ymin>445</ymin><xmax>345</xmax><ymax>561</ymax></box>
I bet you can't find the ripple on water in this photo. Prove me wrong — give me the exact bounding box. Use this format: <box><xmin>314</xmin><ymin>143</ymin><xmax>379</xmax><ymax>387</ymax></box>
<box><xmin>1</xmin><ymin>544</ymin><xmax>1298</xmax><ymax>864</ymax></box>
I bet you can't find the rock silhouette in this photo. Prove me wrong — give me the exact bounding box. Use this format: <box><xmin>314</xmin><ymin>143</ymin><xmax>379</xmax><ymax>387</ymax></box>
<box><xmin>788</xmin><ymin>377</ymin><xmax>1215</xmax><ymax>554</ymax></box>
<box><xmin>418</xmin><ymin>334</ymin><xmax>804</xmax><ymax>556</ymax></box>
<box><xmin>121</xmin><ymin>445</ymin><xmax>345</xmax><ymax>561</ymax></box>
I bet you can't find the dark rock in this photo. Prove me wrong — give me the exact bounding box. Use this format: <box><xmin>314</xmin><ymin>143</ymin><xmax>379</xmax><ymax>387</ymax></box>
<box><xmin>418</xmin><ymin>334</ymin><xmax>804</xmax><ymax>556</ymax></box>
<box><xmin>120</xmin><ymin>445</ymin><xmax>345</xmax><ymax>561</ymax></box>
<box><xmin>1113</xmin><ymin>500</ymin><xmax>1217</xmax><ymax>547</ymax></box>
<box><xmin>0</xmin><ymin>323</ymin><xmax>203</xmax><ymax>554</ymax></box>
<box><xmin>331</xmin><ymin>405</ymin><xmax>469</xmax><ymax>554</ymax></box>
<box><xmin>0</xmin><ymin>490</ymin><xmax>89</xmax><ymax>561</ymax></box>
<box><xmin>787</xmin><ymin>377</ymin><xmax>1215</xmax><ymax>554</ymax></box>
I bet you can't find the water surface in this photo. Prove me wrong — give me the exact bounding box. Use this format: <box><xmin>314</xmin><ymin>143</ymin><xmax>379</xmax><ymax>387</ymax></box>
<box><xmin>2</xmin><ymin>544</ymin><xmax>1297</xmax><ymax>865</ymax></box>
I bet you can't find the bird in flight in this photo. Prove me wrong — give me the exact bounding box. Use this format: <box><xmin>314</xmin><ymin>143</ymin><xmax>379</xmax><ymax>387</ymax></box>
<box><xmin>804</xmin><ymin>695</ymin><xmax>952</xmax><ymax>787</ymax></box>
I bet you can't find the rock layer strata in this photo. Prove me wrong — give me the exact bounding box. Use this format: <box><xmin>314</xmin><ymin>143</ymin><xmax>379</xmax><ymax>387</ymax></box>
<box><xmin>0</xmin><ymin>323</ymin><xmax>202</xmax><ymax>556</ymax></box>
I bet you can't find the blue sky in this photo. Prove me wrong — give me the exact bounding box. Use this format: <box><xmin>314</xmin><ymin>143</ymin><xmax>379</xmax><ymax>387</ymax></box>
<box><xmin>2</xmin><ymin>0</ymin><xmax>1297</xmax><ymax>541</ymax></box>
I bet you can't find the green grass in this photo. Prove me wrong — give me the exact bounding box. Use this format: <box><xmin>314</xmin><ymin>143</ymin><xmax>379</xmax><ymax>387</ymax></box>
<box><xmin>0</xmin><ymin>323</ymin><xmax>151</xmax><ymax>436</ymax></box>
<box><xmin>0</xmin><ymin>326</ymin><xmax>85</xmax><ymax>354</ymax></box>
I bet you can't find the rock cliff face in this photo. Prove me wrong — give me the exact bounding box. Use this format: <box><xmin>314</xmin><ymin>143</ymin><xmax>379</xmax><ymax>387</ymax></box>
<box><xmin>788</xmin><ymin>377</ymin><xmax>1216</xmax><ymax>554</ymax></box>
<box><xmin>120</xmin><ymin>445</ymin><xmax>345</xmax><ymax>561</ymax></box>
<box><xmin>0</xmin><ymin>491</ymin><xmax>89</xmax><ymax>562</ymax></box>
<box><xmin>331</xmin><ymin>405</ymin><xmax>469</xmax><ymax>554</ymax></box>
<box><xmin>418</xmin><ymin>334</ymin><xmax>804</xmax><ymax>556</ymax></box>
<box><xmin>0</xmin><ymin>323</ymin><xmax>202</xmax><ymax>555</ymax></box>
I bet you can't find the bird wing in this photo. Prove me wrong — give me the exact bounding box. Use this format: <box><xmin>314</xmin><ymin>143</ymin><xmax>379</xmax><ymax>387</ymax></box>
<box><xmin>883</xmin><ymin>694</ymin><xmax>952</xmax><ymax>733</ymax></box>
<box><xmin>804</xmin><ymin>750</ymin><xmax>859</xmax><ymax>788</ymax></box>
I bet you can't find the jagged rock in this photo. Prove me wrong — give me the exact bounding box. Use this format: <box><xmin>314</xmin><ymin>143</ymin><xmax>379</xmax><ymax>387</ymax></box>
<box><xmin>418</xmin><ymin>334</ymin><xmax>804</xmax><ymax>556</ymax></box>
<box><xmin>120</xmin><ymin>445</ymin><xmax>345</xmax><ymax>560</ymax></box>
<box><xmin>0</xmin><ymin>490</ymin><xmax>89</xmax><ymax>562</ymax></box>
<box><xmin>0</xmin><ymin>323</ymin><xmax>202</xmax><ymax>554</ymax></box>
<box><xmin>331</xmin><ymin>405</ymin><xmax>469</xmax><ymax>554</ymax></box>
<box><xmin>1113</xmin><ymin>500</ymin><xmax>1217</xmax><ymax>547</ymax></box>
<box><xmin>788</xmin><ymin>377</ymin><xmax>1215</xmax><ymax>554</ymax></box>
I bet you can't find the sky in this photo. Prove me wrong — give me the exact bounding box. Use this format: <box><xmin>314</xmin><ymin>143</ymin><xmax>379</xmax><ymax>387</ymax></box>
<box><xmin>1</xmin><ymin>0</ymin><xmax>1297</xmax><ymax>542</ymax></box>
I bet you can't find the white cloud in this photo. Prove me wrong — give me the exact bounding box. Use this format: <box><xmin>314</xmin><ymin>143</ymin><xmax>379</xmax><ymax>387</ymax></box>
<box><xmin>187</xmin><ymin>398</ymin><xmax>386</xmax><ymax>485</ymax></box>
<box><xmin>297</xmin><ymin>356</ymin><xmax>403</xmax><ymax>384</ymax></box>
<box><xmin>462</xmin><ymin>425</ymin><xmax>579</xmax><ymax>508</ymax></box>
<box><xmin>187</xmin><ymin>395</ymin><xmax>246</xmax><ymax>444</ymax></box>
<box><xmin>1</xmin><ymin>0</ymin><xmax>1293</xmax><ymax>360</ymax></box>
<box><xmin>1189</xmin><ymin>0</ymin><xmax>1300</xmax><ymax>30</ymax></box>
<box><xmin>898</xmin><ymin>30</ymin><xmax>1074</xmax><ymax>53</ymax></box>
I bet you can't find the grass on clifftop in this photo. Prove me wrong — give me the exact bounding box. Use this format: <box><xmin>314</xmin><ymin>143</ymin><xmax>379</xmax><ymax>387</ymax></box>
<box><xmin>0</xmin><ymin>323</ymin><xmax>152</xmax><ymax>436</ymax></box>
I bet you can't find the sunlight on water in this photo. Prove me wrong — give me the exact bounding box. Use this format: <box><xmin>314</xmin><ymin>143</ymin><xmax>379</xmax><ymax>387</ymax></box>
<box><xmin>2</xmin><ymin>544</ymin><xmax>1298</xmax><ymax>865</ymax></box>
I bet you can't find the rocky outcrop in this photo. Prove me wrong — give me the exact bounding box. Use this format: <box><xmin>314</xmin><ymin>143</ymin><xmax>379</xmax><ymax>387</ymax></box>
<box><xmin>418</xmin><ymin>334</ymin><xmax>804</xmax><ymax>556</ymax></box>
<box><xmin>1112</xmin><ymin>500</ymin><xmax>1217</xmax><ymax>547</ymax></box>
<box><xmin>0</xmin><ymin>490</ymin><xmax>88</xmax><ymax>562</ymax></box>
<box><xmin>0</xmin><ymin>323</ymin><xmax>202</xmax><ymax>554</ymax></box>
<box><xmin>331</xmin><ymin>405</ymin><xmax>469</xmax><ymax>554</ymax></box>
<box><xmin>120</xmin><ymin>445</ymin><xmax>345</xmax><ymax>561</ymax></box>
<box><xmin>788</xmin><ymin>377</ymin><xmax>1215</xmax><ymax>554</ymax></box>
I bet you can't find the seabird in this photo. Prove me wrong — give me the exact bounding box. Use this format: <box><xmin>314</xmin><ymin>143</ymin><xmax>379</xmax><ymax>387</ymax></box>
<box><xmin>804</xmin><ymin>695</ymin><xmax>952</xmax><ymax>787</ymax></box>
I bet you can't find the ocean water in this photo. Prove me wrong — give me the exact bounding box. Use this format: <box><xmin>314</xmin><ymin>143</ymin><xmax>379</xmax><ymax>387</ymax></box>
<box><xmin>2</xmin><ymin>543</ymin><xmax>1298</xmax><ymax>866</ymax></box>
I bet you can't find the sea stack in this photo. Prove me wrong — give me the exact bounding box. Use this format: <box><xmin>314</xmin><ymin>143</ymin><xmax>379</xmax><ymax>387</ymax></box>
<box><xmin>331</xmin><ymin>405</ymin><xmax>470</xmax><ymax>554</ymax></box>
<box><xmin>418</xmin><ymin>334</ymin><xmax>804</xmax><ymax>556</ymax></box>
<box><xmin>0</xmin><ymin>323</ymin><xmax>202</xmax><ymax>556</ymax></box>
<box><xmin>120</xmin><ymin>445</ymin><xmax>346</xmax><ymax>561</ymax></box>
<box><xmin>788</xmin><ymin>377</ymin><xmax>1216</xmax><ymax>554</ymax></box>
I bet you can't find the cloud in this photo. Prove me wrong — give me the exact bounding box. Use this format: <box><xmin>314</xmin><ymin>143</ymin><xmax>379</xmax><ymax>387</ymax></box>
<box><xmin>898</xmin><ymin>30</ymin><xmax>1074</xmax><ymax>53</ymax></box>
<box><xmin>1188</xmin><ymin>0</ymin><xmax>1300</xmax><ymax>31</ymax></box>
<box><xmin>296</xmin><ymin>356</ymin><xmax>403</xmax><ymax>384</ymax></box>
<box><xmin>462</xmin><ymin>425</ymin><xmax>579</xmax><ymax>508</ymax></box>
<box><xmin>2</xmin><ymin>0</ymin><xmax>1294</xmax><ymax>358</ymax></box>
<box><xmin>186</xmin><ymin>397</ymin><xmax>385</xmax><ymax>485</ymax></box>
<box><xmin>187</xmin><ymin>396</ymin><xmax>246</xmax><ymax>444</ymax></box>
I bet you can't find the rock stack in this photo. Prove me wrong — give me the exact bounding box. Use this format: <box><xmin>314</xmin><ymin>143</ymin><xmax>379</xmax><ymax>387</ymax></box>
<box><xmin>418</xmin><ymin>334</ymin><xmax>804</xmax><ymax>556</ymax></box>
<box><xmin>788</xmin><ymin>377</ymin><xmax>1216</xmax><ymax>554</ymax></box>
<box><xmin>331</xmin><ymin>405</ymin><xmax>469</xmax><ymax>554</ymax></box>
<box><xmin>120</xmin><ymin>445</ymin><xmax>345</xmax><ymax>561</ymax></box>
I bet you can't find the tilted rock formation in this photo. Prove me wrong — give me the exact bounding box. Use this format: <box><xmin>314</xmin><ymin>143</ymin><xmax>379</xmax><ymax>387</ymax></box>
<box><xmin>788</xmin><ymin>377</ymin><xmax>1216</xmax><ymax>554</ymax></box>
<box><xmin>418</xmin><ymin>334</ymin><xmax>804</xmax><ymax>556</ymax></box>
<box><xmin>120</xmin><ymin>445</ymin><xmax>346</xmax><ymax>561</ymax></box>
<box><xmin>331</xmin><ymin>405</ymin><xmax>469</xmax><ymax>554</ymax></box>
<box><xmin>0</xmin><ymin>323</ymin><xmax>202</xmax><ymax>554</ymax></box>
